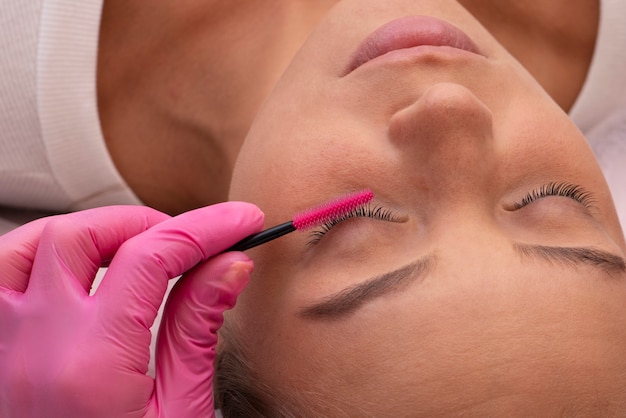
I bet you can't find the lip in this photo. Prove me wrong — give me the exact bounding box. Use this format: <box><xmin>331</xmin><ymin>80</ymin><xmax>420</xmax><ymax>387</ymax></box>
<box><xmin>346</xmin><ymin>15</ymin><xmax>482</xmax><ymax>74</ymax></box>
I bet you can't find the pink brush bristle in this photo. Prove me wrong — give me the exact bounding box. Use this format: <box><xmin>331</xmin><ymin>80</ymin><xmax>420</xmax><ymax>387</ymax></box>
<box><xmin>226</xmin><ymin>189</ymin><xmax>375</xmax><ymax>252</ymax></box>
<box><xmin>292</xmin><ymin>189</ymin><xmax>374</xmax><ymax>230</ymax></box>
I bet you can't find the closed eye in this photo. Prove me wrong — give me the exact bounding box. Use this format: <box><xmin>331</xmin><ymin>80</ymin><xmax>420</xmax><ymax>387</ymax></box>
<box><xmin>308</xmin><ymin>203</ymin><xmax>401</xmax><ymax>245</ymax></box>
<box><xmin>513</xmin><ymin>182</ymin><xmax>594</xmax><ymax>210</ymax></box>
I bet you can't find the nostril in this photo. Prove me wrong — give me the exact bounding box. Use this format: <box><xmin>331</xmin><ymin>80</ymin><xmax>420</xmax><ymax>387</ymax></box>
<box><xmin>388</xmin><ymin>82</ymin><xmax>496</xmax><ymax>190</ymax></box>
<box><xmin>389</xmin><ymin>82</ymin><xmax>493</xmax><ymax>147</ymax></box>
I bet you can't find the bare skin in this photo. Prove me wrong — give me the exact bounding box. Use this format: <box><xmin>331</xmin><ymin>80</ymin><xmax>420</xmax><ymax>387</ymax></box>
<box><xmin>97</xmin><ymin>0</ymin><xmax>598</xmax><ymax>214</ymax></box>
<box><xmin>458</xmin><ymin>0</ymin><xmax>598</xmax><ymax>111</ymax></box>
<box><xmin>97</xmin><ymin>0</ymin><xmax>337</xmax><ymax>213</ymax></box>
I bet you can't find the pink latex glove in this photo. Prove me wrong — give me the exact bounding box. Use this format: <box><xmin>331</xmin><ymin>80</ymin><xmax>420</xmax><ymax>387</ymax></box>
<box><xmin>0</xmin><ymin>203</ymin><xmax>263</xmax><ymax>418</ymax></box>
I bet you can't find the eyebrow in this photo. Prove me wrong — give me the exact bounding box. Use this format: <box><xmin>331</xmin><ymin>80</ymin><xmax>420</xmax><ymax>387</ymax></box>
<box><xmin>513</xmin><ymin>243</ymin><xmax>626</xmax><ymax>275</ymax></box>
<box><xmin>298</xmin><ymin>243</ymin><xmax>626</xmax><ymax>321</ymax></box>
<box><xmin>299</xmin><ymin>255</ymin><xmax>434</xmax><ymax>319</ymax></box>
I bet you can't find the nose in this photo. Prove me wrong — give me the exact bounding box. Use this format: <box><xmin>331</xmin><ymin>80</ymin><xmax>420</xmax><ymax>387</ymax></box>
<box><xmin>388</xmin><ymin>83</ymin><xmax>496</xmax><ymax>199</ymax></box>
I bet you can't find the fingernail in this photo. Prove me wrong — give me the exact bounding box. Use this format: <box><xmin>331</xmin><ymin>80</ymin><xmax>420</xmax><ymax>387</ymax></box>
<box><xmin>223</xmin><ymin>260</ymin><xmax>254</xmax><ymax>294</ymax></box>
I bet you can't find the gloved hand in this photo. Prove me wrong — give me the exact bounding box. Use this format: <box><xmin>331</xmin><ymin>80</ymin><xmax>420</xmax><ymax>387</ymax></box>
<box><xmin>0</xmin><ymin>203</ymin><xmax>264</xmax><ymax>418</ymax></box>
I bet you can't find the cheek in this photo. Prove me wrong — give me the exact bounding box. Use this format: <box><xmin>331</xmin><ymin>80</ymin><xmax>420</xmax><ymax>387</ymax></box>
<box><xmin>231</xmin><ymin>125</ymin><xmax>401</xmax><ymax>226</ymax></box>
<box><xmin>229</xmin><ymin>150</ymin><xmax>264</xmax><ymax>200</ymax></box>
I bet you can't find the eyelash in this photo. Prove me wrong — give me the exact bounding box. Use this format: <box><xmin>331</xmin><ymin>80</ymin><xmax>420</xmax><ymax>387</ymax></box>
<box><xmin>308</xmin><ymin>203</ymin><xmax>397</xmax><ymax>245</ymax></box>
<box><xmin>308</xmin><ymin>182</ymin><xmax>591</xmax><ymax>244</ymax></box>
<box><xmin>513</xmin><ymin>182</ymin><xmax>594</xmax><ymax>210</ymax></box>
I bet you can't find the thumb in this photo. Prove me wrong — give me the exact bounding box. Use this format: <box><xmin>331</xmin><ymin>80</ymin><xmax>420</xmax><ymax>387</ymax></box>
<box><xmin>153</xmin><ymin>252</ymin><xmax>253</xmax><ymax>417</ymax></box>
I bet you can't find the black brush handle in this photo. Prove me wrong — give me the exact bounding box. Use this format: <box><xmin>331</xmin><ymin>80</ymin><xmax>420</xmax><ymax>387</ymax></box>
<box><xmin>227</xmin><ymin>221</ymin><xmax>295</xmax><ymax>252</ymax></box>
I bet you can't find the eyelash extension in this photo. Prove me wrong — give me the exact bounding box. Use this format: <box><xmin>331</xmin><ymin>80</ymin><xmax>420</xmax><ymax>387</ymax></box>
<box><xmin>308</xmin><ymin>203</ymin><xmax>397</xmax><ymax>245</ymax></box>
<box><xmin>513</xmin><ymin>182</ymin><xmax>594</xmax><ymax>210</ymax></box>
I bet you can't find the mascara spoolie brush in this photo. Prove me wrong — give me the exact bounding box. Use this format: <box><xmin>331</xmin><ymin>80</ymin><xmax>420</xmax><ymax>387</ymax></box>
<box><xmin>227</xmin><ymin>189</ymin><xmax>374</xmax><ymax>252</ymax></box>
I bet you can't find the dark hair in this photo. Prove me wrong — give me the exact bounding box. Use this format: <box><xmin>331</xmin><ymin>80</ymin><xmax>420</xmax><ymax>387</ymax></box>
<box><xmin>214</xmin><ymin>327</ymin><xmax>302</xmax><ymax>418</ymax></box>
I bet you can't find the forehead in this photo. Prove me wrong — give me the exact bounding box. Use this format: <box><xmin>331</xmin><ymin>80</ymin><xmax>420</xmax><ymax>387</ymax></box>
<box><xmin>235</xmin><ymin>252</ymin><xmax>626</xmax><ymax>414</ymax></box>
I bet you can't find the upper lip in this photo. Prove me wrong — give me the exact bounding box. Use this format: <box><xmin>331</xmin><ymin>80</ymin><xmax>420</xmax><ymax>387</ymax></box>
<box><xmin>345</xmin><ymin>15</ymin><xmax>481</xmax><ymax>74</ymax></box>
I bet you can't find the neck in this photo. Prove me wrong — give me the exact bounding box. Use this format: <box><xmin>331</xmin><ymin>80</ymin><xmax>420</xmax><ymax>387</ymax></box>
<box><xmin>97</xmin><ymin>0</ymin><xmax>337</xmax><ymax>214</ymax></box>
<box><xmin>458</xmin><ymin>0</ymin><xmax>599</xmax><ymax>112</ymax></box>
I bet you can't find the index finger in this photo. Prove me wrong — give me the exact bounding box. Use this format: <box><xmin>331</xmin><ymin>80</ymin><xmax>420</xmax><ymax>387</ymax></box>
<box><xmin>0</xmin><ymin>207</ymin><xmax>170</xmax><ymax>295</ymax></box>
<box><xmin>96</xmin><ymin>202</ymin><xmax>264</xmax><ymax>329</ymax></box>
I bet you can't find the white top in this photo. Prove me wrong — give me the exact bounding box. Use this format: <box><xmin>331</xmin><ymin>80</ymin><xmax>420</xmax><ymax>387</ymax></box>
<box><xmin>0</xmin><ymin>0</ymin><xmax>140</xmax><ymax>235</ymax></box>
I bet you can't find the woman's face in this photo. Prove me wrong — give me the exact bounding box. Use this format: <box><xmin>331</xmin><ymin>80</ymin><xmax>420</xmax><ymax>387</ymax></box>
<box><xmin>228</xmin><ymin>0</ymin><xmax>626</xmax><ymax>414</ymax></box>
